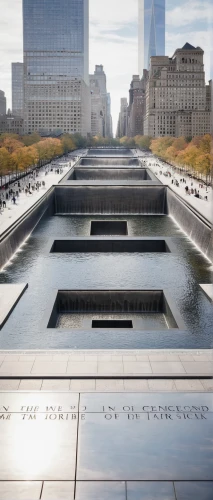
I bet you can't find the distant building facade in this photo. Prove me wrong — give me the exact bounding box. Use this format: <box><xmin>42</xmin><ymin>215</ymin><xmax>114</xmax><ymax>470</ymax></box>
<box><xmin>138</xmin><ymin>0</ymin><xmax>165</xmax><ymax>74</ymax></box>
<box><xmin>0</xmin><ymin>111</ymin><xmax>24</xmax><ymax>135</ymax></box>
<box><xmin>144</xmin><ymin>43</ymin><xmax>211</xmax><ymax>138</ymax></box>
<box><xmin>127</xmin><ymin>71</ymin><xmax>148</xmax><ymax>137</ymax></box>
<box><xmin>0</xmin><ymin>90</ymin><xmax>6</xmax><ymax>115</ymax></box>
<box><xmin>23</xmin><ymin>0</ymin><xmax>90</xmax><ymax>136</ymax></box>
<box><xmin>12</xmin><ymin>63</ymin><xmax>24</xmax><ymax>118</ymax></box>
<box><xmin>116</xmin><ymin>98</ymin><xmax>128</xmax><ymax>138</ymax></box>
<box><xmin>106</xmin><ymin>93</ymin><xmax>113</xmax><ymax>138</ymax></box>
<box><xmin>89</xmin><ymin>65</ymin><xmax>112</xmax><ymax>137</ymax></box>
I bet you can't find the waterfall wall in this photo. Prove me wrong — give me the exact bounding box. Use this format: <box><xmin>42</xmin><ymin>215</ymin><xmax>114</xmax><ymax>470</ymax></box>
<box><xmin>88</xmin><ymin>148</ymin><xmax>133</xmax><ymax>156</ymax></box>
<box><xmin>167</xmin><ymin>188</ymin><xmax>213</xmax><ymax>261</ymax></box>
<box><xmin>69</xmin><ymin>168</ymin><xmax>149</xmax><ymax>181</ymax></box>
<box><xmin>54</xmin><ymin>186</ymin><xmax>167</xmax><ymax>214</ymax></box>
<box><xmin>79</xmin><ymin>158</ymin><xmax>139</xmax><ymax>166</ymax></box>
<box><xmin>0</xmin><ymin>188</ymin><xmax>54</xmax><ymax>269</ymax></box>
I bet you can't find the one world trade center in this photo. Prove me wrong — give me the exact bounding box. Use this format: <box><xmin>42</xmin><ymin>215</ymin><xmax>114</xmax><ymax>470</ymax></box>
<box><xmin>138</xmin><ymin>0</ymin><xmax>165</xmax><ymax>74</ymax></box>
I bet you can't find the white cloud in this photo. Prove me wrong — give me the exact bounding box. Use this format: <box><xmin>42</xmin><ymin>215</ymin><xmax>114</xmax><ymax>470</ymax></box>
<box><xmin>166</xmin><ymin>0</ymin><xmax>211</xmax><ymax>27</ymax></box>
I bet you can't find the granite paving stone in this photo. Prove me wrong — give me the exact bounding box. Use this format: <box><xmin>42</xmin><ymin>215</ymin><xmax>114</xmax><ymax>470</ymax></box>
<box><xmin>98</xmin><ymin>361</ymin><xmax>124</xmax><ymax>374</ymax></box>
<box><xmin>201</xmin><ymin>379</ymin><xmax>213</xmax><ymax>391</ymax></box>
<box><xmin>18</xmin><ymin>379</ymin><xmax>43</xmax><ymax>390</ymax></box>
<box><xmin>123</xmin><ymin>362</ymin><xmax>152</xmax><ymax>374</ymax></box>
<box><xmin>150</xmin><ymin>361</ymin><xmax>186</xmax><ymax>374</ymax></box>
<box><xmin>174</xmin><ymin>379</ymin><xmax>205</xmax><ymax>391</ymax></box>
<box><xmin>31</xmin><ymin>361</ymin><xmax>68</xmax><ymax>375</ymax></box>
<box><xmin>95</xmin><ymin>379</ymin><xmax>125</xmax><ymax>391</ymax></box>
<box><xmin>123</xmin><ymin>379</ymin><xmax>149</xmax><ymax>391</ymax></box>
<box><xmin>42</xmin><ymin>481</ymin><xmax>74</xmax><ymax>499</ymax></box>
<box><xmin>70</xmin><ymin>379</ymin><xmax>96</xmax><ymax>391</ymax></box>
<box><xmin>0</xmin><ymin>379</ymin><xmax>21</xmax><ymax>390</ymax></box>
<box><xmin>174</xmin><ymin>481</ymin><xmax>213</xmax><ymax>500</ymax></box>
<box><xmin>0</xmin><ymin>481</ymin><xmax>42</xmax><ymax>500</ymax></box>
<box><xmin>127</xmin><ymin>481</ymin><xmax>176</xmax><ymax>499</ymax></box>
<box><xmin>41</xmin><ymin>379</ymin><xmax>70</xmax><ymax>391</ymax></box>
<box><xmin>148</xmin><ymin>379</ymin><xmax>177</xmax><ymax>391</ymax></box>
<box><xmin>182</xmin><ymin>362</ymin><xmax>213</xmax><ymax>374</ymax></box>
<box><xmin>67</xmin><ymin>361</ymin><xmax>97</xmax><ymax>374</ymax></box>
<box><xmin>0</xmin><ymin>361</ymin><xmax>34</xmax><ymax>375</ymax></box>
<box><xmin>75</xmin><ymin>481</ymin><xmax>126</xmax><ymax>499</ymax></box>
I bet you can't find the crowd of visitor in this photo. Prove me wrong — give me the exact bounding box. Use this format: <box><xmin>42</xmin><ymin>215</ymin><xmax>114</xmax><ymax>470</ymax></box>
<box><xmin>0</xmin><ymin>162</ymin><xmax>65</xmax><ymax>215</ymax></box>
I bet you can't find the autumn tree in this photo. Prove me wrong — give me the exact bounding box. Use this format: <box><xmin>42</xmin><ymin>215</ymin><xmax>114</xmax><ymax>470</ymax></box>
<box><xmin>134</xmin><ymin>135</ymin><xmax>152</xmax><ymax>150</ymax></box>
<box><xmin>0</xmin><ymin>147</ymin><xmax>12</xmax><ymax>185</ymax></box>
<box><xmin>22</xmin><ymin>133</ymin><xmax>41</xmax><ymax>147</ymax></box>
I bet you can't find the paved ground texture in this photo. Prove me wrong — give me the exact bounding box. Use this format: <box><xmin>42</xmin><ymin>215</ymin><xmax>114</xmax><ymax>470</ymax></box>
<box><xmin>0</xmin><ymin>150</ymin><xmax>85</xmax><ymax>237</ymax></box>
<box><xmin>0</xmin><ymin>350</ymin><xmax>212</xmax><ymax>378</ymax></box>
<box><xmin>135</xmin><ymin>149</ymin><xmax>213</xmax><ymax>223</ymax></box>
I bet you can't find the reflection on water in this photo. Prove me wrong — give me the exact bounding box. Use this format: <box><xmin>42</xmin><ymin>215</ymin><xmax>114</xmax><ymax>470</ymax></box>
<box><xmin>0</xmin><ymin>214</ymin><xmax>212</xmax><ymax>349</ymax></box>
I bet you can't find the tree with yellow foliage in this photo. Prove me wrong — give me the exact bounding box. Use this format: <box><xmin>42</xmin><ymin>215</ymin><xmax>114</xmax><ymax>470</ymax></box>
<box><xmin>0</xmin><ymin>147</ymin><xmax>12</xmax><ymax>186</ymax></box>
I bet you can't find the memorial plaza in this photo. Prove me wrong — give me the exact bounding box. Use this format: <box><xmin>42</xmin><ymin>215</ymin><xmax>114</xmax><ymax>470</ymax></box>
<box><xmin>0</xmin><ymin>147</ymin><xmax>212</xmax><ymax>498</ymax></box>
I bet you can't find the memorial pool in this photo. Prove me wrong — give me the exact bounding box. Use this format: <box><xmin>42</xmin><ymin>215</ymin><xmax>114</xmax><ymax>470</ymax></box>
<box><xmin>0</xmin><ymin>211</ymin><xmax>212</xmax><ymax>350</ymax></box>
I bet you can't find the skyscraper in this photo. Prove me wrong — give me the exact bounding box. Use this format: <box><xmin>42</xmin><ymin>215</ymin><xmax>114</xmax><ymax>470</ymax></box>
<box><xmin>12</xmin><ymin>63</ymin><xmax>24</xmax><ymax>118</ymax></box>
<box><xmin>0</xmin><ymin>90</ymin><xmax>6</xmax><ymax>115</ymax></box>
<box><xmin>23</xmin><ymin>0</ymin><xmax>90</xmax><ymax>136</ymax></box>
<box><xmin>138</xmin><ymin>0</ymin><xmax>165</xmax><ymax>74</ymax></box>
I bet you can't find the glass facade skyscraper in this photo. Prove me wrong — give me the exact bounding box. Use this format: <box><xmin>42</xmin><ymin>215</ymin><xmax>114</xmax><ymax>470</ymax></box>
<box><xmin>138</xmin><ymin>0</ymin><xmax>165</xmax><ymax>74</ymax></box>
<box><xmin>23</xmin><ymin>0</ymin><xmax>89</xmax><ymax>83</ymax></box>
<box><xmin>23</xmin><ymin>0</ymin><xmax>90</xmax><ymax>135</ymax></box>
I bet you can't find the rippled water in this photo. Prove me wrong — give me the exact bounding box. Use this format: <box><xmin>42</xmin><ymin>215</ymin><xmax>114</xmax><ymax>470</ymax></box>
<box><xmin>0</xmin><ymin>214</ymin><xmax>212</xmax><ymax>349</ymax></box>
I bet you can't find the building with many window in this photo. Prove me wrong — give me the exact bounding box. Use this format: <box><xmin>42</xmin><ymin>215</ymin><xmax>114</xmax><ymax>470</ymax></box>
<box><xmin>89</xmin><ymin>65</ymin><xmax>112</xmax><ymax>137</ymax></box>
<box><xmin>116</xmin><ymin>98</ymin><xmax>128</xmax><ymax>138</ymax></box>
<box><xmin>144</xmin><ymin>43</ymin><xmax>211</xmax><ymax>138</ymax></box>
<box><xmin>0</xmin><ymin>111</ymin><xmax>24</xmax><ymax>135</ymax></box>
<box><xmin>0</xmin><ymin>90</ymin><xmax>6</xmax><ymax>115</ymax></box>
<box><xmin>138</xmin><ymin>0</ymin><xmax>165</xmax><ymax>74</ymax></box>
<box><xmin>12</xmin><ymin>63</ymin><xmax>24</xmax><ymax>118</ymax></box>
<box><xmin>127</xmin><ymin>71</ymin><xmax>148</xmax><ymax>137</ymax></box>
<box><xmin>23</xmin><ymin>0</ymin><xmax>90</xmax><ymax>136</ymax></box>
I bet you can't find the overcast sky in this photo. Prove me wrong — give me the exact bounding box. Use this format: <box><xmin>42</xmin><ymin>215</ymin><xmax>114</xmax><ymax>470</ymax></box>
<box><xmin>0</xmin><ymin>0</ymin><xmax>212</xmax><ymax>133</ymax></box>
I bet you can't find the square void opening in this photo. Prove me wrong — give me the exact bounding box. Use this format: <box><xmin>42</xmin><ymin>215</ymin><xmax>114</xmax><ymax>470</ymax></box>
<box><xmin>92</xmin><ymin>320</ymin><xmax>133</xmax><ymax>329</ymax></box>
<box><xmin>47</xmin><ymin>290</ymin><xmax>184</xmax><ymax>330</ymax></box>
<box><xmin>91</xmin><ymin>221</ymin><xmax>128</xmax><ymax>236</ymax></box>
<box><xmin>50</xmin><ymin>238</ymin><xmax>172</xmax><ymax>253</ymax></box>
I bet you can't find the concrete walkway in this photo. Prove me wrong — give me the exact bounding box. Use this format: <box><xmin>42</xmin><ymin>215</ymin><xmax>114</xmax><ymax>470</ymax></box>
<box><xmin>135</xmin><ymin>150</ymin><xmax>213</xmax><ymax>224</ymax></box>
<box><xmin>0</xmin><ymin>150</ymin><xmax>84</xmax><ymax>237</ymax></box>
<box><xmin>0</xmin><ymin>350</ymin><xmax>212</xmax><ymax>378</ymax></box>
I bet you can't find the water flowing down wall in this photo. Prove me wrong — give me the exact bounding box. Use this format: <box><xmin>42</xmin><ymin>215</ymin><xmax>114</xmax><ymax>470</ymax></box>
<box><xmin>167</xmin><ymin>189</ymin><xmax>213</xmax><ymax>262</ymax></box>
<box><xmin>79</xmin><ymin>158</ymin><xmax>139</xmax><ymax>166</ymax></box>
<box><xmin>0</xmin><ymin>189</ymin><xmax>54</xmax><ymax>270</ymax></box>
<box><xmin>68</xmin><ymin>168</ymin><xmax>151</xmax><ymax>181</ymax></box>
<box><xmin>54</xmin><ymin>186</ymin><xmax>167</xmax><ymax>215</ymax></box>
<box><xmin>88</xmin><ymin>148</ymin><xmax>133</xmax><ymax>156</ymax></box>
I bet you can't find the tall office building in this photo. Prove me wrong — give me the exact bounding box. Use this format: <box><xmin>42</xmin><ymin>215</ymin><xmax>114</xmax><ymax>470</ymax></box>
<box><xmin>23</xmin><ymin>0</ymin><xmax>90</xmax><ymax>136</ymax></box>
<box><xmin>12</xmin><ymin>63</ymin><xmax>24</xmax><ymax>118</ymax></box>
<box><xmin>144</xmin><ymin>43</ymin><xmax>211</xmax><ymax>138</ymax></box>
<box><xmin>127</xmin><ymin>71</ymin><xmax>148</xmax><ymax>137</ymax></box>
<box><xmin>116</xmin><ymin>98</ymin><xmax>128</xmax><ymax>138</ymax></box>
<box><xmin>0</xmin><ymin>90</ymin><xmax>6</xmax><ymax>115</ymax></box>
<box><xmin>89</xmin><ymin>65</ymin><xmax>112</xmax><ymax>137</ymax></box>
<box><xmin>138</xmin><ymin>0</ymin><xmax>165</xmax><ymax>74</ymax></box>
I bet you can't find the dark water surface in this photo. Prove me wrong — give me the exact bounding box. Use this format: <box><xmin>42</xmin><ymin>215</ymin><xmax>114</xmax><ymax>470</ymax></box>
<box><xmin>0</xmin><ymin>214</ymin><xmax>212</xmax><ymax>349</ymax></box>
